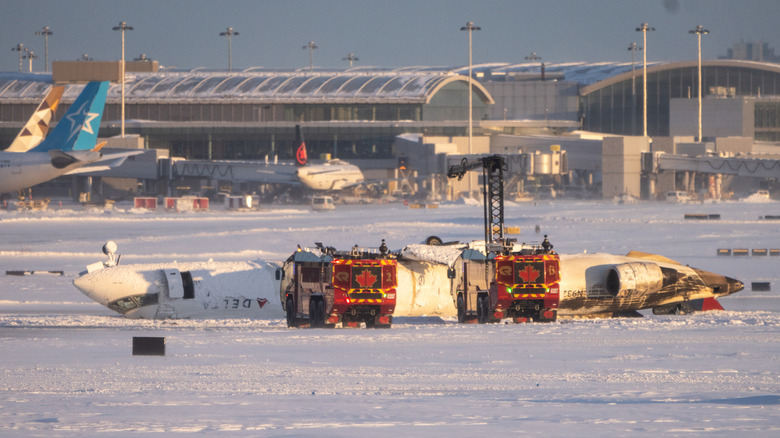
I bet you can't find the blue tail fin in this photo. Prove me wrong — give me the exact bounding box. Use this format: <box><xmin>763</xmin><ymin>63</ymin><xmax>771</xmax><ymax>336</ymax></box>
<box><xmin>31</xmin><ymin>81</ymin><xmax>109</xmax><ymax>152</ymax></box>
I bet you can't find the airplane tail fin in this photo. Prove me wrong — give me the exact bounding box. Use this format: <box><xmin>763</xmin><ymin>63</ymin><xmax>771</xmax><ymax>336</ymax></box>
<box><xmin>6</xmin><ymin>85</ymin><xmax>65</xmax><ymax>152</ymax></box>
<box><xmin>295</xmin><ymin>124</ymin><xmax>308</xmax><ymax>166</ymax></box>
<box><xmin>30</xmin><ymin>81</ymin><xmax>109</xmax><ymax>153</ymax></box>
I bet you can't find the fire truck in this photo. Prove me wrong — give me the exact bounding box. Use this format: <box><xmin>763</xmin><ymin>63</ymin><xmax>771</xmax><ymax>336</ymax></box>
<box><xmin>447</xmin><ymin>156</ymin><xmax>560</xmax><ymax>323</ymax></box>
<box><xmin>280</xmin><ymin>241</ymin><xmax>398</xmax><ymax>328</ymax></box>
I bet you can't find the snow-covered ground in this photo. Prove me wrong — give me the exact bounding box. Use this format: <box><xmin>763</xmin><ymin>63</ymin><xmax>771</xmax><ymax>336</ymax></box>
<box><xmin>1</xmin><ymin>199</ymin><xmax>779</xmax><ymax>436</ymax></box>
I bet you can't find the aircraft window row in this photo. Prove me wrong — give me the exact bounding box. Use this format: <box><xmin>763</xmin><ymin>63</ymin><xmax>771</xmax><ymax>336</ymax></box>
<box><xmin>108</xmin><ymin>293</ymin><xmax>159</xmax><ymax>314</ymax></box>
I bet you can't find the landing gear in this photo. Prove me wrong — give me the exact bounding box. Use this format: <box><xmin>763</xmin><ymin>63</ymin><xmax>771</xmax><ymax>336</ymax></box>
<box><xmin>425</xmin><ymin>235</ymin><xmax>443</xmax><ymax>245</ymax></box>
<box><xmin>674</xmin><ymin>300</ymin><xmax>694</xmax><ymax>315</ymax></box>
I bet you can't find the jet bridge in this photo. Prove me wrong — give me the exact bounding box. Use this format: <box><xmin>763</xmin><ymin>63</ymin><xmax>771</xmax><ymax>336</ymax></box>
<box><xmin>653</xmin><ymin>154</ymin><xmax>780</xmax><ymax>179</ymax></box>
<box><xmin>171</xmin><ymin>159</ymin><xmax>298</xmax><ymax>184</ymax></box>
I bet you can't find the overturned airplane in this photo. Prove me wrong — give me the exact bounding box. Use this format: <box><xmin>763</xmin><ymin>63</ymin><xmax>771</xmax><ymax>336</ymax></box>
<box><xmin>72</xmin><ymin>240</ymin><xmax>742</xmax><ymax>321</ymax></box>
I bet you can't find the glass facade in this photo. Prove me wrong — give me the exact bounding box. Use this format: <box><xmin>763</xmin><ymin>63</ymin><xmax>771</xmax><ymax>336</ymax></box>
<box><xmin>755</xmin><ymin>100</ymin><xmax>780</xmax><ymax>142</ymax></box>
<box><xmin>580</xmin><ymin>64</ymin><xmax>780</xmax><ymax>137</ymax></box>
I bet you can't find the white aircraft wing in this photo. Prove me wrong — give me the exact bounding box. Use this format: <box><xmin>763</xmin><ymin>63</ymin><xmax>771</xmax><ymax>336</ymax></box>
<box><xmin>66</xmin><ymin>150</ymin><xmax>144</xmax><ymax>175</ymax></box>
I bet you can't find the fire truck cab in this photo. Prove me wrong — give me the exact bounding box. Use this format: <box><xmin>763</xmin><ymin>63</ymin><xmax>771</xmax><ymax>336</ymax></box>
<box><xmin>453</xmin><ymin>241</ymin><xmax>560</xmax><ymax>323</ymax></box>
<box><xmin>280</xmin><ymin>242</ymin><xmax>397</xmax><ymax>328</ymax></box>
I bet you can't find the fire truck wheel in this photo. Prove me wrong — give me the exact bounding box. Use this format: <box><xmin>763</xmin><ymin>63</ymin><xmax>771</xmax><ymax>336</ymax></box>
<box><xmin>476</xmin><ymin>295</ymin><xmax>488</xmax><ymax>324</ymax></box>
<box><xmin>457</xmin><ymin>295</ymin><xmax>466</xmax><ymax>323</ymax></box>
<box><xmin>309</xmin><ymin>297</ymin><xmax>323</xmax><ymax>328</ymax></box>
<box><xmin>286</xmin><ymin>297</ymin><xmax>297</xmax><ymax>328</ymax></box>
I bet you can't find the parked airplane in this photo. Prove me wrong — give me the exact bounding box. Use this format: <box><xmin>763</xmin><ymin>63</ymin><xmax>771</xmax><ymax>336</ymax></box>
<box><xmin>5</xmin><ymin>85</ymin><xmax>65</xmax><ymax>152</ymax></box>
<box><xmin>0</xmin><ymin>81</ymin><xmax>139</xmax><ymax>194</ymax></box>
<box><xmin>291</xmin><ymin>125</ymin><xmax>365</xmax><ymax>191</ymax></box>
<box><xmin>169</xmin><ymin>124</ymin><xmax>366</xmax><ymax>193</ymax></box>
<box><xmin>72</xmin><ymin>240</ymin><xmax>742</xmax><ymax>320</ymax></box>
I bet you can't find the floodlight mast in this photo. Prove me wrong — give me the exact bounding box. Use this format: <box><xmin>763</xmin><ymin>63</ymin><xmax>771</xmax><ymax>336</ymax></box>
<box><xmin>689</xmin><ymin>25</ymin><xmax>710</xmax><ymax>142</ymax></box>
<box><xmin>627</xmin><ymin>42</ymin><xmax>642</xmax><ymax>135</ymax></box>
<box><xmin>343</xmin><ymin>53</ymin><xmax>358</xmax><ymax>67</ymax></box>
<box><xmin>635</xmin><ymin>22</ymin><xmax>655</xmax><ymax>137</ymax></box>
<box><xmin>219</xmin><ymin>27</ymin><xmax>239</xmax><ymax>72</ymax></box>
<box><xmin>113</xmin><ymin>21</ymin><xmax>134</xmax><ymax>138</ymax></box>
<box><xmin>35</xmin><ymin>26</ymin><xmax>52</xmax><ymax>72</ymax></box>
<box><xmin>22</xmin><ymin>49</ymin><xmax>37</xmax><ymax>72</ymax></box>
<box><xmin>303</xmin><ymin>41</ymin><xmax>318</xmax><ymax>71</ymax></box>
<box><xmin>460</xmin><ymin>22</ymin><xmax>481</xmax><ymax>198</ymax></box>
<box><xmin>11</xmin><ymin>43</ymin><xmax>25</xmax><ymax>72</ymax></box>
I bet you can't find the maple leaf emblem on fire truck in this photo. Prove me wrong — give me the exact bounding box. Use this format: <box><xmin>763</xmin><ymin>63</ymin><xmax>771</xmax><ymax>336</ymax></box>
<box><xmin>518</xmin><ymin>265</ymin><xmax>540</xmax><ymax>283</ymax></box>
<box><xmin>355</xmin><ymin>269</ymin><xmax>378</xmax><ymax>288</ymax></box>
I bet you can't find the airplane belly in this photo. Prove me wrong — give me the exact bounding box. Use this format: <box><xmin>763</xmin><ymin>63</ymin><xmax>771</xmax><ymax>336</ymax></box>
<box><xmin>395</xmin><ymin>261</ymin><xmax>457</xmax><ymax>317</ymax></box>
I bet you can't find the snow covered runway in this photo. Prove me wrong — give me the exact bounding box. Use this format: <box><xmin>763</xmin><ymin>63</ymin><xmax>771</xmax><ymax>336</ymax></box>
<box><xmin>1</xmin><ymin>199</ymin><xmax>779</xmax><ymax>435</ymax></box>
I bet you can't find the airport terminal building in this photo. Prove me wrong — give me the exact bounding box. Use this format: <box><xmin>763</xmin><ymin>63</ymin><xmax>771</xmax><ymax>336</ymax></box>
<box><xmin>2</xmin><ymin>60</ymin><xmax>779</xmax><ymax>157</ymax></box>
<box><xmin>1</xmin><ymin>59</ymin><xmax>780</xmax><ymax>199</ymax></box>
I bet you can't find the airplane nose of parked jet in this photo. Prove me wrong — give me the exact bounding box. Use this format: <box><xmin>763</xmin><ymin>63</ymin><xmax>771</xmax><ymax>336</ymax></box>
<box><xmin>693</xmin><ymin>268</ymin><xmax>744</xmax><ymax>296</ymax></box>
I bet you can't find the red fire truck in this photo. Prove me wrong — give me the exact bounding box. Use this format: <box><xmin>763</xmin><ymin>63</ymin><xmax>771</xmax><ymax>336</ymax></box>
<box><xmin>490</xmin><ymin>250</ymin><xmax>560</xmax><ymax>322</ymax></box>
<box><xmin>280</xmin><ymin>242</ymin><xmax>397</xmax><ymax>328</ymax></box>
<box><xmin>447</xmin><ymin>156</ymin><xmax>559</xmax><ymax>323</ymax></box>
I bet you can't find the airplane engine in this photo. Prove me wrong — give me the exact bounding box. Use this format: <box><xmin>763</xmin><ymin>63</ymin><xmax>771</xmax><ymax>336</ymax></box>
<box><xmin>606</xmin><ymin>262</ymin><xmax>664</xmax><ymax>298</ymax></box>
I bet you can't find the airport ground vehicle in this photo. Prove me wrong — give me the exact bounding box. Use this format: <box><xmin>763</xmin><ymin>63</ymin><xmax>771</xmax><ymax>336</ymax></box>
<box><xmin>447</xmin><ymin>156</ymin><xmax>559</xmax><ymax>323</ymax></box>
<box><xmin>311</xmin><ymin>195</ymin><xmax>335</xmax><ymax>211</ymax></box>
<box><xmin>280</xmin><ymin>242</ymin><xmax>397</xmax><ymax>328</ymax></box>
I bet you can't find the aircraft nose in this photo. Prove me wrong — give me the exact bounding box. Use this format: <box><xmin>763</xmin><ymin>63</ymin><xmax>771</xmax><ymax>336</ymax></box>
<box><xmin>694</xmin><ymin>268</ymin><xmax>744</xmax><ymax>296</ymax></box>
<box><xmin>723</xmin><ymin>276</ymin><xmax>744</xmax><ymax>295</ymax></box>
<box><xmin>72</xmin><ymin>272</ymin><xmax>107</xmax><ymax>305</ymax></box>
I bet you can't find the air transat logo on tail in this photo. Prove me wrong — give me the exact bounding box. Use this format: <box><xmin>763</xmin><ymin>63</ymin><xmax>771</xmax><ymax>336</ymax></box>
<box><xmin>296</xmin><ymin>142</ymin><xmax>308</xmax><ymax>165</ymax></box>
<box><xmin>355</xmin><ymin>269</ymin><xmax>377</xmax><ymax>288</ymax></box>
<box><xmin>518</xmin><ymin>265</ymin><xmax>540</xmax><ymax>283</ymax></box>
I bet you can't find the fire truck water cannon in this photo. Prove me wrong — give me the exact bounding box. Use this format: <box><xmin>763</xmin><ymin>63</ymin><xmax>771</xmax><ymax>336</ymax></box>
<box><xmin>280</xmin><ymin>240</ymin><xmax>398</xmax><ymax>328</ymax></box>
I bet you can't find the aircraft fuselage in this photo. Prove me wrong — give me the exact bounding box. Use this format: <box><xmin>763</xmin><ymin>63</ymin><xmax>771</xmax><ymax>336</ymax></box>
<box><xmin>0</xmin><ymin>150</ymin><xmax>101</xmax><ymax>193</ymax></box>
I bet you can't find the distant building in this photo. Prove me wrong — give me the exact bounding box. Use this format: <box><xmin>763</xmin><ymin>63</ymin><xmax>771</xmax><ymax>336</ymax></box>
<box><xmin>719</xmin><ymin>40</ymin><xmax>780</xmax><ymax>63</ymax></box>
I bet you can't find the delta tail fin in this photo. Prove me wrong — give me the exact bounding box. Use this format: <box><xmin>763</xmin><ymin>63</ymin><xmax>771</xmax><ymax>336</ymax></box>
<box><xmin>6</xmin><ymin>85</ymin><xmax>65</xmax><ymax>152</ymax></box>
<box><xmin>30</xmin><ymin>81</ymin><xmax>109</xmax><ymax>153</ymax></box>
<box><xmin>295</xmin><ymin>124</ymin><xmax>308</xmax><ymax>166</ymax></box>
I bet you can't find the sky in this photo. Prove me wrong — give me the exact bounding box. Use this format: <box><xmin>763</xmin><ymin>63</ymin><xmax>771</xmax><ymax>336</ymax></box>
<box><xmin>0</xmin><ymin>0</ymin><xmax>778</xmax><ymax>73</ymax></box>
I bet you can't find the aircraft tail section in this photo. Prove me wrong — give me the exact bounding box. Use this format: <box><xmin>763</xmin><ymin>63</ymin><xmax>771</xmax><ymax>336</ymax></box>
<box><xmin>6</xmin><ymin>85</ymin><xmax>65</xmax><ymax>152</ymax></box>
<box><xmin>295</xmin><ymin>124</ymin><xmax>308</xmax><ymax>166</ymax></box>
<box><xmin>31</xmin><ymin>81</ymin><xmax>109</xmax><ymax>153</ymax></box>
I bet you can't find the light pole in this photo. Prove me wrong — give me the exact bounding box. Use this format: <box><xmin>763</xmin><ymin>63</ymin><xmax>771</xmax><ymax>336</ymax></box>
<box><xmin>460</xmin><ymin>21</ymin><xmax>480</xmax><ymax>197</ymax></box>
<box><xmin>303</xmin><ymin>41</ymin><xmax>318</xmax><ymax>71</ymax></box>
<box><xmin>219</xmin><ymin>27</ymin><xmax>239</xmax><ymax>72</ymax></box>
<box><xmin>35</xmin><ymin>26</ymin><xmax>52</xmax><ymax>72</ymax></box>
<box><xmin>343</xmin><ymin>53</ymin><xmax>358</xmax><ymax>67</ymax></box>
<box><xmin>635</xmin><ymin>23</ymin><xmax>654</xmax><ymax>137</ymax></box>
<box><xmin>689</xmin><ymin>25</ymin><xmax>709</xmax><ymax>142</ymax></box>
<box><xmin>23</xmin><ymin>49</ymin><xmax>37</xmax><ymax>72</ymax></box>
<box><xmin>525</xmin><ymin>52</ymin><xmax>544</xmax><ymax>80</ymax></box>
<box><xmin>11</xmin><ymin>43</ymin><xmax>25</xmax><ymax>72</ymax></box>
<box><xmin>627</xmin><ymin>42</ymin><xmax>642</xmax><ymax>135</ymax></box>
<box><xmin>113</xmin><ymin>21</ymin><xmax>133</xmax><ymax>138</ymax></box>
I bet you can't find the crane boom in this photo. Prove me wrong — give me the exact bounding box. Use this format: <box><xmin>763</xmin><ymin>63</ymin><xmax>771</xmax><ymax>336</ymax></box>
<box><xmin>447</xmin><ymin>155</ymin><xmax>507</xmax><ymax>246</ymax></box>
